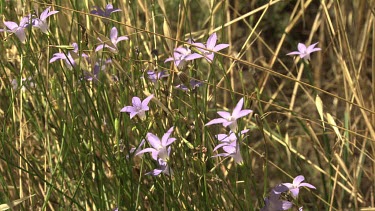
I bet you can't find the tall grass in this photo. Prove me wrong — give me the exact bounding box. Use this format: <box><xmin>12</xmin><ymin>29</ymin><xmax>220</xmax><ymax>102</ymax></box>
<box><xmin>0</xmin><ymin>0</ymin><xmax>374</xmax><ymax>210</ymax></box>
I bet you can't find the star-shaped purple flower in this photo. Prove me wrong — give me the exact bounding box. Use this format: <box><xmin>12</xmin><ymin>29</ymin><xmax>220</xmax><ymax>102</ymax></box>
<box><xmin>261</xmin><ymin>184</ymin><xmax>293</xmax><ymax>211</ymax></box>
<box><xmin>136</xmin><ymin>127</ymin><xmax>176</xmax><ymax>161</ymax></box>
<box><xmin>165</xmin><ymin>46</ymin><xmax>203</xmax><ymax>69</ymax></box>
<box><xmin>32</xmin><ymin>7</ymin><xmax>59</xmax><ymax>33</ymax></box>
<box><xmin>282</xmin><ymin>175</ymin><xmax>316</xmax><ymax>199</ymax></box>
<box><xmin>90</xmin><ymin>4</ymin><xmax>121</xmax><ymax>18</ymax></box>
<box><xmin>287</xmin><ymin>42</ymin><xmax>321</xmax><ymax>61</ymax></box>
<box><xmin>0</xmin><ymin>16</ymin><xmax>30</xmax><ymax>43</ymax></box>
<box><xmin>49</xmin><ymin>43</ymin><xmax>88</xmax><ymax>69</ymax></box>
<box><xmin>193</xmin><ymin>32</ymin><xmax>229</xmax><ymax>63</ymax></box>
<box><xmin>120</xmin><ymin>95</ymin><xmax>153</xmax><ymax>120</ymax></box>
<box><xmin>95</xmin><ymin>27</ymin><xmax>128</xmax><ymax>53</ymax></box>
<box><xmin>212</xmin><ymin>129</ymin><xmax>249</xmax><ymax>164</ymax></box>
<box><xmin>205</xmin><ymin>98</ymin><xmax>253</xmax><ymax>131</ymax></box>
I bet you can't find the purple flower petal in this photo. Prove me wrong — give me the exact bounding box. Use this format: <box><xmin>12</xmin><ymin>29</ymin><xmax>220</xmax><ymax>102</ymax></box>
<box><xmin>205</xmin><ymin>118</ymin><xmax>227</xmax><ymax>126</ymax></box>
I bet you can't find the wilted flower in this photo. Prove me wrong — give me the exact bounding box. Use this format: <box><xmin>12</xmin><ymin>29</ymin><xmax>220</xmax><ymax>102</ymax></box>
<box><xmin>205</xmin><ymin>97</ymin><xmax>252</xmax><ymax>131</ymax></box>
<box><xmin>90</xmin><ymin>4</ymin><xmax>121</xmax><ymax>18</ymax></box>
<box><xmin>282</xmin><ymin>175</ymin><xmax>316</xmax><ymax>199</ymax></box>
<box><xmin>136</xmin><ymin>127</ymin><xmax>176</xmax><ymax>161</ymax></box>
<box><xmin>32</xmin><ymin>7</ymin><xmax>59</xmax><ymax>33</ymax></box>
<box><xmin>0</xmin><ymin>16</ymin><xmax>30</xmax><ymax>43</ymax></box>
<box><xmin>212</xmin><ymin>129</ymin><xmax>249</xmax><ymax>164</ymax></box>
<box><xmin>120</xmin><ymin>95</ymin><xmax>153</xmax><ymax>120</ymax></box>
<box><xmin>193</xmin><ymin>32</ymin><xmax>229</xmax><ymax>63</ymax></box>
<box><xmin>165</xmin><ymin>46</ymin><xmax>202</xmax><ymax>69</ymax></box>
<box><xmin>261</xmin><ymin>184</ymin><xmax>293</xmax><ymax>211</ymax></box>
<box><xmin>287</xmin><ymin>42</ymin><xmax>321</xmax><ymax>61</ymax></box>
<box><xmin>49</xmin><ymin>43</ymin><xmax>88</xmax><ymax>69</ymax></box>
<box><xmin>95</xmin><ymin>27</ymin><xmax>128</xmax><ymax>53</ymax></box>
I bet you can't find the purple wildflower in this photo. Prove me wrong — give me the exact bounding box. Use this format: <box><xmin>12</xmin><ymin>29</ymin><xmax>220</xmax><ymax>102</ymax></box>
<box><xmin>136</xmin><ymin>127</ymin><xmax>176</xmax><ymax>161</ymax></box>
<box><xmin>287</xmin><ymin>42</ymin><xmax>321</xmax><ymax>61</ymax></box>
<box><xmin>193</xmin><ymin>32</ymin><xmax>229</xmax><ymax>63</ymax></box>
<box><xmin>32</xmin><ymin>7</ymin><xmax>59</xmax><ymax>33</ymax></box>
<box><xmin>175</xmin><ymin>79</ymin><xmax>203</xmax><ymax>91</ymax></box>
<box><xmin>49</xmin><ymin>43</ymin><xmax>88</xmax><ymax>69</ymax></box>
<box><xmin>90</xmin><ymin>4</ymin><xmax>121</xmax><ymax>18</ymax></box>
<box><xmin>0</xmin><ymin>16</ymin><xmax>30</xmax><ymax>43</ymax></box>
<box><xmin>261</xmin><ymin>184</ymin><xmax>293</xmax><ymax>211</ymax></box>
<box><xmin>146</xmin><ymin>70</ymin><xmax>169</xmax><ymax>83</ymax></box>
<box><xmin>120</xmin><ymin>95</ymin><xmax>153</xmax><ymax>120</ymax></box>
<box><xmin>165</xmin><ymin>46</ymin><xmax>203</xmax><ymax>69</ymax></box>
<box><xmin>95</xmin><ymin>27</ymin><xmax>128</xmax><ymax>53</ymax></box>
<box><xmin>212</xmin><ymin>129</ymin><xmax>249</xmax><ymax>164</ymax></box>
<box><xmin>282</xmin><ymin>175</ymin><xmax>316</xmax><ymax>199</ymax></box>
<box><xmin>205</xmin><ymin>97</ymin><xmax>253</xmax><ymax>131</ymax></box>
<box><xmin>145</xmin><ymin>158</ymin><xmax>173</xmax><ymax>176</ymax></box>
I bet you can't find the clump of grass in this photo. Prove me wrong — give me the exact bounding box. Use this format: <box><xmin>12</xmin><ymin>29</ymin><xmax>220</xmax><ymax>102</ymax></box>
<box><xmin>0</xmin><ymin>0</ymin><xmax>374</xmax><ymax>210</ymax></box>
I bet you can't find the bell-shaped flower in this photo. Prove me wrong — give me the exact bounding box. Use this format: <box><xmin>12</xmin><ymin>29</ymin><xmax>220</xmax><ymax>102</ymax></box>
<box><xmin>120</xmin><ymin>94</ymin><xmax>153</xmax><ymax>120</ymax></box>
<box><xmin>282</xmin><ymin>175</ymin><xmax>316</xmax><ymax>199</ymax></box>
<box><xmin>193</xmin><ymin>32</ymin><xmax>229</xmax><ymax>63</ymax></box>
<box><xmin>95</xmin><ymin>27</ymin><xmax>128</xmax><ymax>53</ymax></box>
<box><xmin>32</xmin><ymin>7</ymin><xmax>59</xmax><ymax>33</ymax></box>
<box><xmin>136</xmin><ymin>127</ymin><xmax>176</xmax><ymax>161</ymax></box>
<box><xmin>287</xmin><ymin>42</ymin><xmax>321</xmax><ymax>62</ymax></box>
<box><xmin>205</xmin><ymin>97</ymin><xmax>252</xmax><ymax>131</ymax></box>
<box><xmin>90</xmin><ymin>4</ymin><xmax>121</xmax><ymax>18</ymax></box>
<box><xmin>0</xmin><ymin>16</ymin><xmax>30</xmax><ymax>43</ymax></box>
<box><xmin>165</xmin><ymin>46</ymin><xmax>202</xmax><ymax>69</ymax></box>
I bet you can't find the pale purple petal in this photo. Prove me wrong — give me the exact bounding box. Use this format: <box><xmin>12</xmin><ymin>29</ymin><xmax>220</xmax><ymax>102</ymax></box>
<box><xmin>116</xmin><ymin>36</ymin><xmax>129</xmax><ymax>43</ymax></box>
<box><xmin>205</xmin><ymin>118</ymin><xmax>227</xmax><ymax>126</ymax></box>
<box><xmin>213</xmin><ymin>44</ymin><xmax>229</xmax><ymax>52</ymax></box>
<box><xmin>185</xmin><ymin>53</ymin><xmax>203</xmax><ymax>61</ymax></box>
<box><xmin>297</xmin><ymin>43</ymin><xmax>307</xmax><ymax>52</ymax></box>
<box><xmin>141</xmin><ymin>94</ymin><xmax>154</xmax><ymax>107</ymax></box>
<box><xmin>293</xmin><ymin>175</ymin><xmax>305</xmax><ymax>185</ymax></box>
<box><xmin>110</xmin><ymin>27</ymin><xmax>118</xmax><ymax>42</ymax></box>
<box><xmin>49</xmin><ymin>53</ymin><xmax>66</xmax><ymax>63</ymax></box>
<box><xmin>136</xmin><ymin>148</ymin><xmax>157</xmax><ymax>157</ymax></box>
<box><xmin>131</xmin><ymin>97</ymin><xmax>142</xmax><ymax>107</ymax></box>
<box><xmin>206</xmin><ymin>33</ymin><xmax>217</xmax><ymax>49</ymax></box>
<box><xmin>14</xmin><ymin>28</ymin><xmax>26</xmax><ymax>42</ymax></box>
<box><xmin>213</xmin><ymin>143</ymin><xmax>229</xmax><ymax>151</ymax></box>
<box><xmin>4</xmin><ymin>21</ymin><xmax>18</xmax><ymax>30</ymax></box>
<box><xmin>286</xmin><ymin>51</ymin><xmax>302</xmax><ymax>55</ymax></box>
<box><xmin>290</xmin><ymin>188</ymin><xmax>300</xmax><ymax>198</ymax></box>
<box><xmin>299</xmin><ymin>183</ymin><xmax>316</xmax><ymax>189</ymax></box>
<box><xmin>120</xmin><ymin>106</ymin><xmax>136</xmax><ymax>113</ymax></box>
<box><xmin>147</xmin><ymin>133</ymin><xmax>162</xmax><ymax>149</ymax></box>
<box><xmin>232</xmin><ymin>98</ymin><xmax>244</xmax><ymax>117</ymax></box>
<box><xmin>216</xmin><ymin>111</ymin><xmax>231</xmax><ymax>119</ymax></box>
<box><xmin>235</xmin><ymin>109</ymin><xmax>253</xmax><ymax>118</ymax></box>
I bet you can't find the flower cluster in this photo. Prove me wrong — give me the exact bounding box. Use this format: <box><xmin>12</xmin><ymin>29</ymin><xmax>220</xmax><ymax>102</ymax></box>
<box><xmin>0</xmin><ymin>7</ymin><xmax>58</xmax><ymax>43</ymax></box>
<box><xmin>206</xmin><ymin>97</ymin><xmax>252</xmax><ymax>164</ymax></box>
